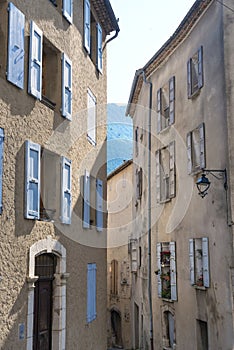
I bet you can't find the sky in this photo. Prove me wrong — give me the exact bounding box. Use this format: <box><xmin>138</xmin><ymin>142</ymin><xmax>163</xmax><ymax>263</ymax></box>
<box><xmin>107</xmin><ymin>0</ymin><xmax>196</xmax><ymax>104</ymax></box>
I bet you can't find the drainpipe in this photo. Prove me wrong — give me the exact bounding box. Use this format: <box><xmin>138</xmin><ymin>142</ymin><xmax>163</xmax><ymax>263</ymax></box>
<box><xmin>103</xmin><ymin>29</ymin><xmax>120</xmax><ymax>51</ymax></box>
<box><xmin>141</xmin><ymin>70</ymin><xmax>154</xmax><ymax>350</ymax></box>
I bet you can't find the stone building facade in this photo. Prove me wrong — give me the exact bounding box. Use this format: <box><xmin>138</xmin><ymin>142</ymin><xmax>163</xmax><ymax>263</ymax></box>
<box><xmin>126</xmin><ymin>0</ymin><xmax>234</xmax><ymax>349</ymax></box>
<box><xmin>0</xmin><ymin>0</ymin><xmax>119</xmax><ymax>349</ymax></box>
<box><xmin>107</xmin><ymin>160</ymin><xmax>133</xmax><ymax>349</ymax></box>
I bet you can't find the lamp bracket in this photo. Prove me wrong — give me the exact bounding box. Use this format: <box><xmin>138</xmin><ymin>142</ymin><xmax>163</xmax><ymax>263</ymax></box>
<box><xmin>202</xmin><ymin>169</ymin><xmax>227</xmax><ymax>190</ymax></box>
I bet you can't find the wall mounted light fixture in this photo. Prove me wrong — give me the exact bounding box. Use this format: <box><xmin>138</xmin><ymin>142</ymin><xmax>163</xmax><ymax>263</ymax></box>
<box><xmin>196</xmin><ymin>169</ymin><xmax>227</xmax><ymax>198</ymax></box>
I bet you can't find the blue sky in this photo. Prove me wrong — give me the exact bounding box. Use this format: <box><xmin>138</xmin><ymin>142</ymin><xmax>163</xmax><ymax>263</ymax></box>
<box><xmin>107</xmin><ymin>0</ymin><xmax>195</xmax><ymax>104</ymax></box>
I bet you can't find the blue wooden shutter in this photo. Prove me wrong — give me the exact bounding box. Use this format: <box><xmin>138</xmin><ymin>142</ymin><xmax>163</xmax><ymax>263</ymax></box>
<box><xmin>157</xmin><ymin>88</ymin><xmax>162</xmax><ymax>133</ymax></box>
<box><xmin>62</xmin><ymin>53</ymin><xmax>72</xmax><ymax>120</ymax></box>
<box><xmin>170</xmin><ymin>241</ymin><xmax>177</xmax><ymax>301</ymax></box>
<box><xmin>169</xmin><ymin>76</ymin><xmax>175</xmax><ymax>125</ymax></box>
<box><xmin>25</xmin><ymin>141</ymin><xmax>41</xmax><ymax>219</ymax></box>
<box><xmin>156</xmin><ymin>243</ymin><xmax>162</xmax><ymax>297</ymax></box>
<box><xmin>83</xmin><ymin>170</ymin><xmax>90</xmax><ymax>228</ymax></box>
<box><xmin>189</xmin><ymin>239</ymin><xmax>195</xmax><ymax>285</ymax></box>
<box><xmin>198</xmin><ymin>46</ymin><xmax>203</xmax><ymax>89</ymax></box>
<box><xmin>202</xmin><ymin>237</ymin><xmax>209</xmax><ymax>287</ymax></box>
<box><xmin>84</xmin><ymin>0</ymin><xmax>91</xmax><ymax>53</ymax></box>
<box><xmin>63</xmin><ymin>0</ymin><xmax>73</xmax><ymax>24</ymax></box>
<box><xmin>87</xmin><ymin>263</ymin><xmax>97</xmax><ymax>323</ymax></box>
<box><xmin>0</xmin><ymin>129</ymin><xmax>4</xmax><ymax>214</ymax></box>
<box><xmin>7</xmin><ymin>3</ymin><xmax>25</xmax><ymax>89</ymax></box>
<box><xmin>61</xmin><ymin>157</ymin><xmax>72</xmax><ymax>224</ymax></box>
<box><xmin>96</xmin><ymin>178</ymin><xmax>103</xmax><ymax>232</ymax></box>
<box><xmin>96</xmin><ymin>23</ymin><xmax>102</xmax><ymax>73</ymax></box>
<box><xmin>28</xmin><ymin>21</ymin><xmax>42</xmax><ymax>99</ymax></box>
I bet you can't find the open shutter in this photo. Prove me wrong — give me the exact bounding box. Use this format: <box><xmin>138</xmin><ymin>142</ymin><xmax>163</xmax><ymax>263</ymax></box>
<box><xmin>202</xmin><ymin>237</ymin><xmax>209</xmax><ymax>287</ymax></box>
<box><xmin>170</xmin><ymin>242</ymin><xmax>177</xmax><ymax>301</ymax></box>
<box><xmin>0</xmin><ymin>129</ymin><xmax>4</xmax><ymax>214</ymax></box>
<box><xmin>157</xmin><ymin>88</ymin><xmax>162</xmax><ymax>133</ymax></box>
<box><xmin>198</xmin><ymin>46</ymin><xmax>203</xmax><ymax>89</ymax></box>
<box><xmin>156</xmin><ymin>150</ymin><xmax>160</xmax><ymax>202</ymax></box>
<box><xmin>186</xmin><ymin>132</ymin><xmax>192</xmax><ymax>174</ymax></box>
<box><xmin>87</xmin><ymin>263</ymin><xmax>97</xmax><ymax>323</ymax></box>
<box><xmin>28</xmin><ymin>21</ymin><xmax>42</xmax><ymax>99</ymax></box>
<box><xmin>87</xmin><ymin>89</ymin><xmax>96</xmax><ymax>145</ymax></box>
<box><xmin>96</xmin><ymin>23</ymin><xmax>102</xmax><ymax>73</ymax></box>
<box><xmin>157</xmin><ymin>243</ymin><xmax>162</xmax><ymax>297</ymax></box>
<box><xmin>84</xmin><ymin>0</ymin><xmax>91</xmax><ymax>53</ymax></box>
<box><xmin>187</xmin><ymin>59</ymin><xmax>192</xmax><ymax>98</ymax></box>
<box><xmin>169</xmin><ymin>141</ymin><xmax>175</xmax><ymax>198</ymax></box>
<box><xmin>169</xmin><ymin>76</ymin><xmax>175</xmax><ymax>125</ymax></box>
<box><xmin>61</xmin><ymin>157</ymin><xmax>72</xmax><ymax>224</ymax></box>
<box><xmin>131</xmin><ymin>240</ymin><xmax>137</xmax><ymax>273</ymax></box>
<box><xmin>7</xmin><ymin>3</ymin><xmax>25</xmax><ymax>89</ymax></box>
<box><xmin>63</xmin><ymin>0</ymin><xmax>73</xmax><ymax>24</ymax></box>
<box><xmin>96</xmin><ymin>178</ymin><xmax>103</xmax><ymax>232</ymax></box>
<box><xmin>199</xmin><ymin>122</ymin><xmax>205</xmax><ymax>169</ymax></box>
<box><xmin>25</xmin><ymin>141</ymin><xmax>40</xmax><ymax>219</ymax></box>
<box><xmin>83</xmin><ymin>169</ymin><xmax>90</xmax><ymax>228</ymax></box>
<box><xmin>189</xmin><ymin>239</ymin><xmax>195</xmax><ymax>285</ymax></box>
<box><xmin>62</xmin><ymin>53</ymin><xmax>72</xmax><ymax>120</ymax></box>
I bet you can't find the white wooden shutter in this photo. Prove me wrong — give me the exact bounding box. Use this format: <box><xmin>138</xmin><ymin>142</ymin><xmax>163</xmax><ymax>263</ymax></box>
<box><xmin>186</xmin><ymin>132</ymin><xmax>192</xmax><ymax>174</ymax></box>
<box><xmin>62</xmin><ymin>53</ymin><xmax>72</xmax><ymax>120</ymax></box>
<box><xmin>199</xmin><ymin>122</ymin><xmax>206</xmax><ymax>169</ymax></box>
<box><xmin>63</xmin><ymin>0</ymin><xmax>73</xmax><ymax>24</ymax></box>
<box><xmin>157</xmin><ymin>88</ymin><xmax>162</xmax><ymax>133</ymax></box>
<box><xmin>170</xmin><ymin>241</ymin><xmax>177</xmax><ymax>301</ymax></box>
<box><xmin>189</xmin><ymin>239</ymin><xmax>195</xmax><ymax>285</ymax></box>
<box><xmin>83</xmin><ymin>169</ymin><xmax>90</xmax><ymax>228</ymax></box>
<box><xmin>169</xmin><ymin>141</ymin><xmax>175</xmax><ymax>198</ymax></box>
<box><xmin>96</xmin><ymin>178</ymin><xmax>103</xmax><ymax>232</ymax></box>
<box><xmin>169</xmin><ymin>76</ymin><xmax>175</xmax><ymax>125</ymax></box>
<box><xmin>87</xmin><ymin>89</ymin><xmax>96</xmax><ymax>145</ymax></box>
<box><xmin>156</xmin><ymin>243</ymin><xmax>162</xmax><ymax>297</ymax></box>
<box><xmin>87</xmin><ymin>263</ymin><xmax>97</xmax><ymax>323</ymax></box>
<box><xmin>84</xmin><ymin>0</ymin><xmax>91</xmax><ymax>53</ymax></box>
<box><xmin>7</xmin><ymin>3</ymin><xmax>25</xmax><ymax>89</ymax></box>
<box><xmin>198</xmin><ymin>46</ymin><xmax>203</xmax><ymax>89</ymax></box>
<box><xmin>61</xmin><ymin>157</ymin><xmax>72</xmax><ymax>224</ymax></box>
<box><xmin>187</xmin><ymin>59</ymin><xmax>192</xmax><ymax>98</ymax></box>
<box><xmin>0</xmin><ymin>128</ymin><xmax>4</xmax><ymax>214</ymax></box>
<box><xmin>96</xmin><ymin>23</ymin><xmax>102</xmax><ymax>73</ymax></box>
<box><xmin>156</xmin><ymin>150</ymin><xmax>161</xmax><ymax>202</ymax></box>
<box><xmin>202</xmin><ymin>237</ymin><xmax>209</xmax><ymax>287</ymax></box>
<box><xmin>25</xmin><ymin>141</ymin><xmax>41</xmax><ymax>219</ymax></box>
<box><xmin>28</xmin><ymin>21</ymin><xmax>42</xmax><ymax>99</ymax></box>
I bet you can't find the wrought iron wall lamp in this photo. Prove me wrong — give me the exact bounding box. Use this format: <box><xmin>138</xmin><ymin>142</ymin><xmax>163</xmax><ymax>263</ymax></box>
<box><xmin>196</xmin><ymin>169</ymin><xmax>227</xmax><ymax>198</ymax></box>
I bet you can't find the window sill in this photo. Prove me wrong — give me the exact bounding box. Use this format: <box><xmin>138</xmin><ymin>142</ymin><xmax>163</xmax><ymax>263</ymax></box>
<box><xmin>162</xmin><ymin>298</ymin><xmax>174</xmax><ymax>303</ymax></box>
<box><xmin>188</xmin><ymin>88</ymin><xmax>201</xmax><ymax>99</ymax></box>
<box><xmin>158</xmin><ymin>124</ymin><xmax>171</xmax><ymax>135</ymax></box>
<box><xmin>41</xmin><ymin>95</ymin><xmax>56</xmax><ymax>110</ymax></box>
<box><xmin>195</xmin><ymin>285</ymin><xmax>206</xmax><ymax>291</ymax></box>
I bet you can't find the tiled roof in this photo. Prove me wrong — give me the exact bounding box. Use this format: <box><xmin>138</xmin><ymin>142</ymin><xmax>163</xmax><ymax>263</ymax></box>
<box><xmin>92</xmin><ymin>0</ymin><xmax>119</xmax><ymax>35</ymax></box>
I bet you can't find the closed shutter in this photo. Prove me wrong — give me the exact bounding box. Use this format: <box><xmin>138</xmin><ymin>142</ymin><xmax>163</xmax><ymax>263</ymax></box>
<box><xmin>7</xmin><ymin>3</ymin><xmax>25</xmax><ymax>89</ymax></box>
<box><xmin>156</xmin><ymin>150</ymin><xmax>160</xmax><ymax>202</ymax></box>
<box><xmin>25</xmin><ymin>141</ymin><xmax>41</xmax><ymax>219</ymax></box>
<box><xmin>170</xmin><ymin>241</ymin><xmax>177</xmax><ymax>301</ymax></box>
<box><xmin>186</xmin><ymin>132</ymin><xmax>192</xmax><ymax>174</ymax></box>
<box><xmin>0</xmin><ymin>129</ymin><xmax>4</xmax><ymax>214</ymax></box>
<box><xmin>131</xmin><ymin>240</ymin><xmax>137</xmax><ymax>273</ymax></box>
<box><xmin>28</xmin><ymin>21</ymin><xmax>42</xmax><ymax>99</ymax></box>
<box><xmin>156</xmin><ymin>243</ymin><xmax>162</xmax><ymax>297</ymax></box>
<box><xmin>202</xmin><ymin>237</ymin><xmax>209</xmax><ymax>287</ymax></box>
<box><xmin>63</xmin><ymin>0</ymin><xmax>73</xmax><ymax>24</ymax></box>
<box><xmin>83</xmin><ymin>169</ymin><xmax>90</xmax><ymax>228</ymax></box>
<box><xmin>84</xmin><ymin>0</ymin><xmax>91</xmax><ymax>53</ymax></box>
<box><xmin>187</xmin><ymin>59</ymin><xmax>192</xmax><ymax>98</ymax></box>
<box><xmin>96</xmin><ymin>178</ymin><xmax>103</xmax><ymax>232</ymax></box>
<box><xmin>87</xmin><ymin>263</ymin><xmax>97</xmax><ymax>323</ymax></box>
<box><xmin>61</xmin><ymin>157</ymin><xmax>72</xmax><ymax>224</ymax></box>
<box><xmin>199</xmin><ymin>122</ymin><xmax>206</xmax><ymax>169</ymax></box>
<box><xmin>189</xmin><ymin>239</ymin><xmax>195</xmax><ymax>285</ymax></box>
<box><xmin>169</xmin><ymin>141</ymin><xmax>175</xmax><ymax>198</ymax></box>
<box><xmin>62</xmin><ymin>53</ymin><xmax>72</xmax><ymax>120</ymax></box>
<box><xmin>169</xmin><ymin>76</ymin><xmax>175</xmax><ymax>125</ymax></box>
<box><xmin>157</xmin><ymin>88</ymin><xmax>162</xmax><ymax>133</ymax></box>
<box><xmin>198</xmin><ymin>46</ymin><xmax>203</xmax><ymax>89</ymax></box>
<box><xmin>87</xmin><ymin>89</ymin><xmax>96</xmax><ymax>145</ymax></box>
<box><xmin>96</xmin><ymin>23</ymin><xmax>102</xmax><ymax>73</ymax></box>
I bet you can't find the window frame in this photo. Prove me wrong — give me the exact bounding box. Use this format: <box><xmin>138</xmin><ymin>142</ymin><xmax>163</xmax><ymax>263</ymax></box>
<box><xmin>157</xmin><ymin>76</ymin><xmax>175</xmax><ymax>133</ymax></box>
<box><xmin>189</xmin><ymin>237</ymin><xmax>210</xmax><ymax>288</ymax></box>
<box><xmin>187</xmin><ymin>46</ymin><xmax>203</xmax><ymax>98</ymax></box>
<box><xmin>187</xmin><ymin>123</ymin><xmax>205</xmax><ymax>175</ymax></box>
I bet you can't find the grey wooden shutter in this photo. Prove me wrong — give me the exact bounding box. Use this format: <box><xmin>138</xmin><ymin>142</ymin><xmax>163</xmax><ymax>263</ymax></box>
<box><xmin>157</xmin><ymin>88</ymin><xmax>162</xmax><ymax>133</ymax></box>
<box><xmin>198</xmin><ymin>46</ymin><xmax>203</xmax><ymax>89</ymax></box>
<box><xmin>169</xmin><ymin>141</ymin><xmax>175</xmax><ymax>198</ymax></box>
<box><xmin>189</xmin><ymin>239</ymin><xmax>195</xmax><ymax>285</ymax></box>
<box><xmin>61</xmin><ymin>157</ymin><xmax>72</xmax><ymax>224</ymax></box>
<box><xmin>96</xmin><ymin>178</ymin><xmax>103</xmax><ymax>232</ymax></box>
<box><xmin>186</xmin><ymin>132</ymin><xmax>192</xmax><ymax>174</ymax></box>
<box><xmin>199</xmin><ymin>122</ymin><xmax>205</xmax><ymax>169</ymax></box>
<box><xmin>156</xmin><ymin>150</ymin><xmax>160</xmax><ymax>202</ymax></box>
<box><xmin>170</xmin><ymin>242</ymin><xmax>177</xmax><ymax>301</ymax></box>
<box><xmin>169</xmin><ymin>76</ymin><xmax>175</xmax><ymax>125</ymax></box>
<box><xmin>156</xmin><ymin>243</ymin><xmax>162</xmax><ymax>297</ymax></box>
<box><xmin>139</xmin><ymin>168</ymin><xmax>142</xmax><ymax>198</ymax></box>
<box><xmin>131</xmin><ymin>240</ymin><xmax>137</xmax><ymax>273</ymax></box>
<box><xmin>83</xmin><ymin>169</ymin><xmax>90</xmax><ymax>228</ymax></box>
<box><xmin>202</xmin><ymin>237</ymin><xmax>209</xmax><ymax>287</ymax></box>
<box><xmin>187</xmin><ymin>59</ymin><xmax>192</xmax><ymax>98</ymax></box>
<box><xmin>87</xmin><ymin>263</ymin><xmax>97</xmax><ymax>323</ymax></box>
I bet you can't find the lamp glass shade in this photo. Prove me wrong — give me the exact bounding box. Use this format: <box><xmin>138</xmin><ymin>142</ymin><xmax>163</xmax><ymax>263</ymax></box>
<box><xmin>196</xmin><ymin>174</ymin><xmax>211</xmax><ymax>198</ymax></box>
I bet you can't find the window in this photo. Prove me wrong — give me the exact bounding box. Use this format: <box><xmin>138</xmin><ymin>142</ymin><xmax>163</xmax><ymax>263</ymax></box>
<box><xmin>61</xmin><ymin>157</ymin><xmax>72</xmax><ymax>224</ymax></box>
<box><xmin>135</xmin><ymin>127</ymin><xmax>139</xmax><ymax>157</ymax></box>
<box><xmin>0</xmin><ymin>128</ymin><xmax>4</xmax><ymax>214</ymax></box>
<box><xmin>187</xmin><ymin>46</ymin><xmax>203</xmax><ymax>98</ymax></box>
<box><xmin>156</xmin><ymin>141</ymin><xmax>175</xmax><ymax>203</ymax></box>
<box><xmin>130</xmin><ymin>239</ymin><xmax>137</xmax><ymax>273</ymax></box>
<box><xmin>87</xmin><ymin>263</ymin><xmax>97</xmax><ymax>323</ymax></box>
<box><xmin>49</xmin><ymin>0</ymin><xmax>73</xmax><ymax>24</ymax></box>
<box><xmin>197</xmin><ymin>320</ymin><xmax>208</xmax><ymax>350</ymax></box>
<box><xmin>110</xmin><ymin>259</ymin><xmax>118</xmax><ymax>295</ymax></box>
<box><xmin>7</xmin><ymin>3</ymin><xmax>25</xmax><ymax>89</ymax></box>
<box><xmin>162</xmin><ymin>311</ymin><xmax>175</xmax><ymax>349</ymax></box>
<box><xmin>136</xmin><ymin>167</ymin><xmax>142</xmax><ymax>200</ymax></box>
<box><xmin>157</xmin><ymin>76</ymin><xmax>175</xmax><ymax>133</ymax></box>
<box><xmin>189</xmin><ymin>237</ymin><xmax>209</xmax><ymax>288</ymax></box>
<box><xmin>157</xmin><ymin>242</ymin><xmax>177</xmax><ymax>300</ymax></box>
<box><xmin>187</xmin><ymin>123</ymin><xmax>205</xmax><ymax>174</ymax></box>
<box><xmin>87</xmin><ymin>88</ymin><xmax>96</xmax><ymax>145</ymax></box>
